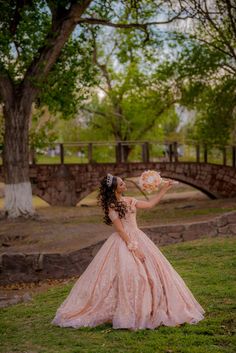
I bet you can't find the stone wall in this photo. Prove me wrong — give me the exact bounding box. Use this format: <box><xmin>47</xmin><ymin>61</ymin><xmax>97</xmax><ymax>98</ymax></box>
<box><xmin>1</xmin><ymin>211</ymin><xmax>236</xmax><ymax>285</ymax></box>
<box><xmin>1</xmin><ymin>162</ymin><xmax>236</xmax><ymax>206</ymax></box>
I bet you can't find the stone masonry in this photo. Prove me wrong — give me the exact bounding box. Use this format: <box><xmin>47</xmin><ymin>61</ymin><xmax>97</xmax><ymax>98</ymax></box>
<box><xmin>1</xmin><ymin>162</ymin><xmax>236</xmax><ymax>206</ymax></box>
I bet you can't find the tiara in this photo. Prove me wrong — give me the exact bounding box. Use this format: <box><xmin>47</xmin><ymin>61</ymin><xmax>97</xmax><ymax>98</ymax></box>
<box><xmin>106</xmin><ymin>173</ymin><xmax>113</xmax><ymax>187</ymax></box>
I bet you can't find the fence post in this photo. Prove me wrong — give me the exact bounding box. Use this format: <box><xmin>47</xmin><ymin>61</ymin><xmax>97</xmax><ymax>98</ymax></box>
<box><xmin>31</xmin><ymin>147</ymin><xmax>36</xmax><ymax>165</ymax></box>
<box><xmin>88</xmin><ymin>143</ymin><xmax>93</xmax><ymax>163</ymax></box>
<box><xmin>204</xmin><ymin>144</ymin><xmax>208</xmax><ymax>163</ymax></box>
<box><xmin>142</xmin><ymin>142</ymin><xmax>149</xmax><ymax>163</ymax></box>
<box><xmin>121</xmin><ymin>143</ymin><xmax>125</xmax><ymax>163</ymax></box>
<box><xmin>116</xmin><ymin>142</ymin><xmax>122</xmax><ymax>163</ymax></box>
<box><xmin>232</xmin><ymin>146</ymin><xmax>236</xmax><ymax>167</ymax></box>
<box><xmin>196</xmin><ymin>144</ymin><xmax>200</xmax><ymax>163</ymax></box>
<box><xmin>168</xmin><ymin>143</ymin><xmax>173</xmax><ymax>162</ymax></box>
<box><xmin>60</xmin><ymin>143</ymin><xmax>64</xmax><ymax>164</ymax></box>
<box><xmin>173</xmin><ymin>141</ymin><xmax>178</xmax><ymax>162</ymax></box>
<box><xmin>222</xmin><ymin>147</ymin><xmax>226</xmax><ymax>166</ymax></box>
<box><xmin>146</xmin><ymin>141</ymin><xmax>150</xmax><ymax>163</ymax></box>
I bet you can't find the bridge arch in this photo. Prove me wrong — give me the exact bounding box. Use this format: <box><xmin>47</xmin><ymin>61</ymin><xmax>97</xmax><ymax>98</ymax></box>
<box><xmin>125</xmin><ymin>172</ymin><xmax>216</xmax><ymax>200</ymax></box>
<box><xmin>1</xmin><ymin>162</ymin><xmax>236</xmax><ymax>206</ymax></box>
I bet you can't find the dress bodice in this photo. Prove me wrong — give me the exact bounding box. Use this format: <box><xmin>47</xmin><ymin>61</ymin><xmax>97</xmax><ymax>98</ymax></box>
<box><xmin>108</xmin><ymin>197</ymin><xmax>139</xmax><ymax>231</ymax></box>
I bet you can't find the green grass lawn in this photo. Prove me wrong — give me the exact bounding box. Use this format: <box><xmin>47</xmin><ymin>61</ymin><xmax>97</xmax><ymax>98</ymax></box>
<box><xmin>0</xmin><ymin>236</ymin><xmax>235</xmax><ymax>353</ymax></box>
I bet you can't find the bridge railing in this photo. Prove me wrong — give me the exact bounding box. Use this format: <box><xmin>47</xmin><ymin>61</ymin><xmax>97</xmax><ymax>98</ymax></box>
<box><xmin>0</xmin><ymin>141</ymin><xmax>235</xmax><ymax>166</ymax></box>
<box><xmin>23</xmin><ymin>141</ymin><xmax>236</xmax><ymax>167</ymax></box>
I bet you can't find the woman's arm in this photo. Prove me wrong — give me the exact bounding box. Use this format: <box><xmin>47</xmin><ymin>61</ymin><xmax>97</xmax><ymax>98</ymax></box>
<box><xmin>111</xmin><ymin>216</ymin><xmax>131</xmax><ymax>245</ymax></box>
<box><xmin>136</xmin><ymin>179</ymin><xmax>175</xmax><ymax>209</ymax></box>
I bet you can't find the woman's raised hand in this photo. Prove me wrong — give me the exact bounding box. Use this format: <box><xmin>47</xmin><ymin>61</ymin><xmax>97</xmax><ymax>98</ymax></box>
<box><xmin>161</xmin><ymin>179</ymin><xmax>176</xmax><ymax>191</ymax></box>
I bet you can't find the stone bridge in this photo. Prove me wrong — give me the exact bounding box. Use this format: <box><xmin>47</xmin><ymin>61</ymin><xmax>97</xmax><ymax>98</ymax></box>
<box><xmin>1</xmin><ymin>162</ymin><xmax>236</xmax><ymax>206</ymax></box>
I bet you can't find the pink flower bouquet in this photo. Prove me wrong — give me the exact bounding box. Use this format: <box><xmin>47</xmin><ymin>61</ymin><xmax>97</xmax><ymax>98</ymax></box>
<box><xmin>139</xmin><ymin>170</ymin><xmax>163</xmax><ymax>194</ymax></box>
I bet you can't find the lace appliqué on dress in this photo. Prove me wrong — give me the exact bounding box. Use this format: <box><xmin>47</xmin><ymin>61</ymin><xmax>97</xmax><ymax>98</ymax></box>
<box><xmin>123</xmin><ymin>197</ymin><xmax>138</xmax><ymax>214</ymax></box>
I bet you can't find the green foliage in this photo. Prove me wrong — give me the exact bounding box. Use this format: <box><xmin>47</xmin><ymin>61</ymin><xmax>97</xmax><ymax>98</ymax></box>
<box><xmin>55</xmin><ymin>117</ymin><xmax>81</xmax><ymax>142</ymax></box>
<box><xmin>0</xmin><ymin>237</ymin><xmax>235</xmax><ymax>353</ymax></box>
<box><xmin>156</xmin><ymin>31</ymin><xmax>236</xmax><ymax>145</ymax></box>
<box><xmin>176</xmin><ymin>42</ymin><xmax>236</xmax><ymax>145</ymax></box>
<box><xmin>37</xmin><ymin>31</ymin><xmax>98</xmax><ymax>119</ymax></box>
<box><xmin>77</xmin><ymin>44</ymin><xmax>179</xmax><ymax>146</ymax></box>
<box><xmin>1</xmin><ymin>0</ymin><xmax>235</xmax><ymax>150</ymax></box>
<box><xmin>0</xmin><ymin>0</ymin><xmax>51</xmax><ymax>82</ymax></box>
<box><xmin>29</xmin><ymin>108</ymin><xmax>58</xmax><ymax>150</ymax></box>
<box><xmin>0</xmin><ymin>1</ymin><xmax>98</xmax><ymax>114</ymax></box>
<box><xmin>187</xmin><ymin>78</ymin><xmax>236</xmax><ymax>146</ymax></box>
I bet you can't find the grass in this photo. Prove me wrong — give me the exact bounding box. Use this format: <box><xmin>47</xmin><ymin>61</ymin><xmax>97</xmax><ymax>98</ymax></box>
<box><xmin>0</xmin><ymin>236</ymin><xmax>235</xmax><ymax>353</ymax></box>
<box><xmin>58</xmin><ymin>206</ymin><xmax>236</xmax><ymax>227</ymax></box>
<box><xmin>1</xmin><ymin>155</ymin><xmax>232</xmax><ymax>166</ymax></box>
<box><xmin>0</xmin><ymin>195</ymin><xmax>49</xmax><ymax>209</ymax></box>
<box><xmin>77</xmin><ymin>190</ymin><xmax>236</xmax><ymax>226</ymax></box>
<box><xmin>137</xmin><ymin>206</ymin><xmax>236</xmax><ymax>226</ymax></box>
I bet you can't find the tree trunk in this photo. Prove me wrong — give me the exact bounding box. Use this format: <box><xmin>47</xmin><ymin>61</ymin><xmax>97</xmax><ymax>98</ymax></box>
<box><xmin>3</xmin><ymin>96</ymin><xmax>35</xmax><ymax>218</ymax></box>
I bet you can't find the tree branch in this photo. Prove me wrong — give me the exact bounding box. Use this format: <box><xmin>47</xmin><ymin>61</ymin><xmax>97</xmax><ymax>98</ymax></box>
<box><xmin>184</xmin><ymin>0</ymin><xmax>236</xmax><ymax>61</ymax></box>
<box><xmin>9</xmin><ymin>0</ymin><xmax>33</xmax><ymax>35</ymax></box>
<box><xmin>91</xmin><ymin>30</ymin><xmax>113</xmax><ymax>91</ymax></box>
<box><xmin>191</xmin><ymin>34</ymin><xmax>236</xmax><ymax>66</ymax></box>
<box><xmin>46</xmin><ymin>0</ymin><xmax>57</xmax><ymax>20</ymax></box>
<box><xmin>77</xmin><ymin>12</ymin><xmax>192</xmax><ymax>30</ymax></box>
<box><xmin>81</xmin><ymin>107</ymin><xmax>109</xmax><ymax>118</ymax></box>
<box><xmin>135</xmin><ymin>100</ymin><xmax>176</xmax><ymax>139</ymax></box>
<box><xmin>82</xmin><ymin>107</ymin><xmax>119</xmax><ymax>136</ymax></box>
<box><xmin>21</xmin><ymin>0</ymin><xmax>93</xmax><ymax>100</ymax></box>
<box><xmin>225</xmin><ymin>0</ymin><xmax>236</xmax><ymax>39</ymax></box>
<box><xmin>222</xmin><ymin>64</ymin><xmax>236</xmax><ymax>75</ymax></box>
<box><xmin>82</xmin><ymin>106</ymin><xmax>124</xmax><ymax>119</ymax></box>
<box><xmin>98</xmin><ymin>85</ymin><xmax>109</xmax><ymax>95</ymax></box>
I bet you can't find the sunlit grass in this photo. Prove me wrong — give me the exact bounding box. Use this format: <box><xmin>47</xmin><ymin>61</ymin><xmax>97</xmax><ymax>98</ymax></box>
<box><xmin>0</xmin><ymin>237</ymin><xmax>235</xmax><ymax>353</ymax></box>
<box><xmin>0</xmin><ymin>196</ymin><xmax>49</xmax><ymax>209</ymax></box>
<box><xmin>137</xmin><ymin>206</ymin><xmax>236</xmax><ymax>226</ymax></box>
<box><xmin>35</xmin><ymin>155</ymin><xmax>88</xmax><ymax>164</ymax></box>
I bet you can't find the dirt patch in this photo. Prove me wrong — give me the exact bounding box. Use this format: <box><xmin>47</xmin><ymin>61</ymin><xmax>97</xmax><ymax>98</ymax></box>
<box><xmin>1</xmin><ymin>183</ymin><xmax>236</xmax><ymax>255</ymax></box>
<box><xmin>0</xmin><ymin>276</ymin><xmax>77</xmax><ymax>307</ymax></box>
<box><xmin>1</xmin><ymin>181</ymin><xmax>236</xmax><ymax>303</ymax></box>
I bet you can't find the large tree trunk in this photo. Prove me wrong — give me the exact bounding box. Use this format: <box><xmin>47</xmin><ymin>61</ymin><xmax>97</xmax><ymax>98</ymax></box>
<box><xmin>3</xmin><ymin>95</ymin><xmax>35</xmax><ymax>218</ymax></box>
<box><xmin>0</xmin><ymin>1</ymin><xmax>94</xmax><ymax>218</ymax></box>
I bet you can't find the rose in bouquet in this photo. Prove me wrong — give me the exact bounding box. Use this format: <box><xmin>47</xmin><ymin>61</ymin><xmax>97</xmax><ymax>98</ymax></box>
<box><xmin>139</xmin><ymin>170</ymin><xmax>163</xmax><ymax>194</ymax></box>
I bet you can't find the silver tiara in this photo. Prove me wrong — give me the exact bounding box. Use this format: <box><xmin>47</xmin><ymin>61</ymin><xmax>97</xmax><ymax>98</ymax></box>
<box><xmin>106</xmin><ymin>173</ymin><xmax>113</xmax><ymax>187</ymax></box>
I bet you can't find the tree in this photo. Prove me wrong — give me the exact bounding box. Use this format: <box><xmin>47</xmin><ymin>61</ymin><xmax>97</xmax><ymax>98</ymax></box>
<box><xmin>80</xmin><ymin>65</ymin><xmax>178</xmax><ymax>160</ymax></box>
<box><xmin>177</xmin><ymin>0</ymin><xmax>236</xmax><ymax>74</ymax></box>
<box><xmin>179</xmin><ymin>0</ymin><xmax>236</xmax><ymax>144</ymax></box>
<box><xmin>0</xmin><ymin>0</ymin><xmax>188</xmax><ymax>218</ymax></box>
<box><xmin>78</xmin><ymin>26</ymin><xmax>179</xmax><ymax>161</ymax></box>
<box><xmin>183</xmin><ymin>76</ymin><xmax>236</xmax><ymax>146</ymax></box>
<box><xmin>156</xmin><ymin>0</ymin><xmax>236</xmax><ymax>145</ymax></box>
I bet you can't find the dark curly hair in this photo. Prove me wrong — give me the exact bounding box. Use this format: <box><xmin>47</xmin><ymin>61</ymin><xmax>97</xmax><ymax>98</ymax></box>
<box><xmin>97</xmin><ymin>175</ymin><xmax>128</xmax><ymax>225</ymax></box>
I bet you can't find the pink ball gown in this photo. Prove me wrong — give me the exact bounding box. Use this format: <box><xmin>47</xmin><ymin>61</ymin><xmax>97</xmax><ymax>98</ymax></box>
<box><xmin>51</xmin><ymin>196</ymin><xmax>205</xmax><ymax>330</ymax></box>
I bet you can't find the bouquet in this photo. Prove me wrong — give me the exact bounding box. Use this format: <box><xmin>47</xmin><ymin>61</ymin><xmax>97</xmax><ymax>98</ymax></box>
<box><xmin>139</xmin><ymin>170</ymin><xmax>163</xmax><ymax>194</ymax></box>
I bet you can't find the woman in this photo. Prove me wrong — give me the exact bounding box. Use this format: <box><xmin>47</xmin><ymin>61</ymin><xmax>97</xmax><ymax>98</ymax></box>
<box><xmin>51</xmin><ymin>174</ymin><xmax>205</xmax><ymax>330</ymax></box>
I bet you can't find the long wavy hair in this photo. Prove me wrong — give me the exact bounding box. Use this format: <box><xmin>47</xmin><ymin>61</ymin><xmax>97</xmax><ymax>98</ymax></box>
<box><xmin>97</xmin><ymin>175</ymin><xmax>128</xmax><ymax>225</ymax></box>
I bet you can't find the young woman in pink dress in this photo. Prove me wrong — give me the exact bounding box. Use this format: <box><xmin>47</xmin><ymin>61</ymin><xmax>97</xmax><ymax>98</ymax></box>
<box><xmin>51</xmin><ymin>174</ymin><xmax>205</xmax><ymax>330</ymax></box>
